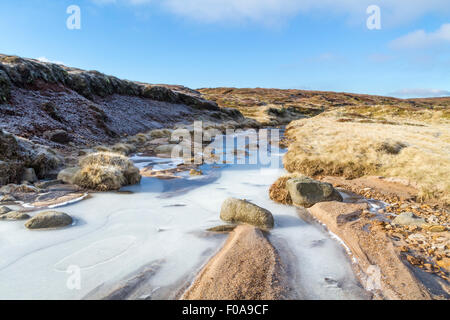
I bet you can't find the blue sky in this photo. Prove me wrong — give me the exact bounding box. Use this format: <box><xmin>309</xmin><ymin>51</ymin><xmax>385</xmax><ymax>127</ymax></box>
<box><xmin>1</xmin><ymin>0</ymin><xmax>449</xmax><ymax>98</ymax></box>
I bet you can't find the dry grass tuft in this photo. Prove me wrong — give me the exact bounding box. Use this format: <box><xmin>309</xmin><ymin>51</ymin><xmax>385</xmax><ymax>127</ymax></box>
<box><xmin>74</xmin><ymin>164</ymin><xmax>125</xmax><ymax>191</ymax></box>
<box><xmin>74</xmin><ymin>152</ymin><xmax>141</xmax><ymax>191</ymax></box>
<box><xmin>269</xmin><ymin>173</ymin><xmax>303</xmax><ymax>205</ymax></box>
<box><xmin>111</xmin><ymin>143</ymin><xmax>136</xmax><ymax>155</ymax></box>
<box><xmin>284</xmin><ymin>113</ymin><xmax>450</xmax><ymax>205</ymax></box>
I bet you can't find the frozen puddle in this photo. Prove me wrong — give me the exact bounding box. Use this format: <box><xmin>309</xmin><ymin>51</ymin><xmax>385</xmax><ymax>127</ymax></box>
<box><xmin>0</xmin><ymin>133</ymin><xmax>368</xmax><ymax>300</ymax></box>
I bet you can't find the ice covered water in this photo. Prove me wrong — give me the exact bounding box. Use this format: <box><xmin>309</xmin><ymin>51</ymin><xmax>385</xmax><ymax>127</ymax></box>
<box><xmin>0</xmin><ymin>132</ymin><xmax>368</xmax><ymax>300</ymax></box>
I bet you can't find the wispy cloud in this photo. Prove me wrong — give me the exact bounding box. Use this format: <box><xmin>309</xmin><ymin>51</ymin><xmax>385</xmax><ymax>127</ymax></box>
<box><xmin>91</xmin><ymin>0</ymin><xmax>450</xmax><ymax>26</ymax></box>
<box><xmin>390</xmin><ymin>23</ymin><xmax>450</xmax><ymax>49</ymax></box>
<box><xmin>390</xmin><ymin>88</ymin><xmax>450</xmax><ymax>98</ymax></box>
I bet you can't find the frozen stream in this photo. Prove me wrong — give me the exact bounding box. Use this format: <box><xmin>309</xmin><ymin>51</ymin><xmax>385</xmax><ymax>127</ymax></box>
<box><xmin>0</xmin><ymin>132</ymin><xmax>368</xmax><ymax>300</ymax></box>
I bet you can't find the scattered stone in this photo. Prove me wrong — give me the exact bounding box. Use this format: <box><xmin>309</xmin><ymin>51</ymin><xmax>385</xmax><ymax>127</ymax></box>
<box><xmin>25</xmin><ymin>211</ymin><xmax>73</xmax><ymax>229</ymax></box>
<box><xmin>0</xmin><ymin>194</ymin><xmax>16</xmax><ymax>202</ymax></box>
<box><xmin>0</xmin><ymin>211</ymin><xmax>30</xmax><ymax>220</ymax></box>
<box><xmin>43</xmin><ymin>129</ymin><xmax>71</xmax><ymax>144</ymax></box>
<box><xmin>436</xmin><ymin>257</ymin><xmax>450</xmax><ymax>271</ymax></box>
<box><xmin>392</xmin><ymin>212</ymin><xmax>426</xmax><ymax>227</ymax></box>
<box><xmin>406</xmin><ymin>255</ymin><xmax>423</xmax><ymax>266</ymax></box>
<box><xmin>189</xmin><ymin>169</ymin><xmax>203</xmax><ymax>176</ymax></box>
<box><xmin>425</xmin><ymin>225</ymin><xmax>446</xmax><ymax>233</ymax></box>
<box><xmin>220</xmin><ymin>197</ymin><xmax>274</xmax><ymax>229</ymax></box>
<box><xmin>34</xmin><ymin>179</ymin><xmax>62</xmax><ymax>189</ymax></box>
<box><xmin>147</xmin><ymin>138</ymin><xmax>169</xmax><ymax>145</ymax></box>
<box><xmin>0</xmin><ymin>206</ymin><xmax>12</xmax><ymax>215</ymax></box>
<box><xmin>21</xmin><ymin>168</ymin><xmax>38</xmax><ymax>183</ymax></box>
<box><xmin>286</xmin><ymin>176</ymin><xmax>343</xmax><ymax>208</ymax></box>
<box><xmin>57</xmin><ymin>167</ymin><xmax>80</xmax><ymax>185</ymax></box>
<box><xmin>0</xmin><ymin>184</ymin><xmax>38</xmax><ymax>194</ymax></box>
<box><xmin>427</xmin><ymin>215</ymin><xmax>439</xmax><ymax>225</ymax></box>
<box><xmin>154</xmin><ymin>144</ymin><xmax>177</xmax><ymax>155</ymax></box>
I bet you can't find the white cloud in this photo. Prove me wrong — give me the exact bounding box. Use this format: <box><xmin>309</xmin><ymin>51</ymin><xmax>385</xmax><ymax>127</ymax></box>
<box><xmin>36</xmin><ymin>57</ymin><xmax>65</xmax><ymax>65</ymax></box>
<box><xmin>390</xmin><ymin>23</ymin><xmax>450</xmax><ymax>49</ymax></box>
<box><xmin>91</xmin><ymin>0</ymin><xmax>450</xmax><ymax>26</ymax></box>
<box><xmin>390</xmin><ymin>88</ymin><xmax>450</xmax><ymax>98</ymax></box>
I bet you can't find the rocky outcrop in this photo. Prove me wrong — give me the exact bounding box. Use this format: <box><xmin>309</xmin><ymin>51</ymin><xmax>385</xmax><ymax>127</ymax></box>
<box><xmin>25</xmin><ymin>211</ymin><xmax>73</xmax><ymax>229</ymax></box>
<box><xmin>286</xmin><ymin>176</ymin><xmax>343</xmax><ymax>208</ymax></box>
<box><xmin>220</xmin><ymin>197</ymin><xmax>274</xmax><ymax>229</ymax></box>
<box><xmin>0</xmin><ymin>54</ymin><xmax>246</xmax><ymax>148</ymax></box>
<box><xmin>182</xmin><ymin>225</ymin><xmax>292</xmax><ymax>300</ymax></box>
<box><xmin>0</xmin><ymin>130</ymin><xmax>61</xmax><ymax>185</ymax></box>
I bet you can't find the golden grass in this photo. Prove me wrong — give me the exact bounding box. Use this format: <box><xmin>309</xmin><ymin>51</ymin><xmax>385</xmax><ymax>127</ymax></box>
<box><xmin>269</xmin><ymin>173</ymin><xmax>303</xmax><ymax>205</ymax></box>
<box><xmin>74</xmin><ymin>152</ymin><xmax>140</xmax><ymax>191</ymax></box>
<box><xmin>74</xmin><ymin>164</ymin><xmax>125</xmax><ymax>191</ymax></box>
<box><xmin>284</xmin><ymin>112</ymin><xmax>450</xmax><ymax>205</ymax></box>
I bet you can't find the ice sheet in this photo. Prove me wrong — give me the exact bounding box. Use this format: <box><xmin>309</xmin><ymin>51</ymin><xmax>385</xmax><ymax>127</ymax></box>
<box><xmin>0</xmin><ymin>132</ymin><xmax>367</xmax><ymax>300</ymax></box>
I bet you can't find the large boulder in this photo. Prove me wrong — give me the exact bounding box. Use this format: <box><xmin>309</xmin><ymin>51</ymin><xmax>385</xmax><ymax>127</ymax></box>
<box><xmin>25</xmin><ymin>211</ymin><xmax>73</xmax><ymax>229</ymax></box>
<box><xmin>286</xmin><ymin>176</ymin><xmax>343</xmax><ymax>208</ymax></box>
<box><xmin>220</xmin><ymin>197</ymin><xmax>274</xmax><ymax>229</ymax></box>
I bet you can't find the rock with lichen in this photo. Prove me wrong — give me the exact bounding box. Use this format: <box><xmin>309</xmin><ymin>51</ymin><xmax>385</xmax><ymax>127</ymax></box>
<box><xmin>220</xmin><ymin>197</ymin><xmax>274</xmax><ymax>229</ymax></box>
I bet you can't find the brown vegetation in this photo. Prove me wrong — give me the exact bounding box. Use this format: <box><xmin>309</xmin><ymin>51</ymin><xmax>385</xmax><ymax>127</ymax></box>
<box><xmin>73</xmin><ymin>152</ymin><xmax>141</xmax><ymax>191</ymax></box>
<box><xmin>283</xmin><ymin>111</ymin><xmax>450</xmax><ymax>205</ymax></box>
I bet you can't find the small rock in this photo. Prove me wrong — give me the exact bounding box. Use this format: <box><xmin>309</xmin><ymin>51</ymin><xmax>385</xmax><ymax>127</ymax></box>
<box><xmin>0</xmin><ymin>211</ymin><xmax>30</xmax><ymax>221</ymax></box>
<box><xmin>0</xmin><ymin>194</ymin><xmax>16</xmax><ymax>202</ymax></box>
<box><xmin>154</xmin><ymin>144</ymin><xmax>178</xmax><ymax>155</ymax></box>
<box><xmin>57</xmin><ymin>167</ymin><xmax>80</xmax><ymax>185</ymax></box>
<box><xmin>0</xmin><ymin>206</ymin><xmax>12</xmax><ymax>215</ymax></box>
<box><xmin>34</xmin><ymin>179</ymin><xmax>62</xmax><ymax>189</ymax></box>
<box><xmin>392</xmin><ymin>212</ymin><xmax>426</xmax><ymax>227</ymax></box>
<box><xmin>425</xmin><ymin>225</ymin><xmax>446</xmax><ymax>233</ymax></box>
<box><xmin>44</xmin><ymin>129</ymin><xmax>72</xmax><ymax>144</ymax></box>
<box><xmin>436</xmin><ymin>257</ymin><xmax>450</xmax><ymax>271</ymax></box>
<box><xmin>25</xmin><ymin>211</ymin><xmax>73</xmax><ymax>229</ymax></box>
<box><xmin>407</xmin><ymin>233</ymin><xmax>427</xmax><ymax>242</ymax></box>
<box><xmin>286</xmin><ymin>176</ymin><xmax>343</xmax><ymax>208</ymax></box>
<box><xmin>22</xmin><ymin>168</ymin><xmax>38</xmax><ymax>183</ymax></box>
<box><xmin>427</xmin><ymin>215</ymin><xmax>439</xmax><ymax>224</ymax></box>
<box><xmin>220</xmin><ymin>197</ymin><xmax>274</xmax><ymax>229</ymax></box>
<box><xmin>189</xmin><ymin>169</ymin><xmax>203</xmax><ymax>176</ymax></box>
<box><xmin>406</xmin><ymin>255</ymin><xmax>423</xmax><ymax>266</ymax></box>
<box><xmin>0</xmin><ymin>184</ymin><xmax>38</xmax><ymax>194</ymax></box>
